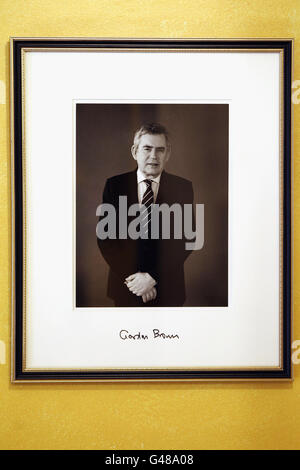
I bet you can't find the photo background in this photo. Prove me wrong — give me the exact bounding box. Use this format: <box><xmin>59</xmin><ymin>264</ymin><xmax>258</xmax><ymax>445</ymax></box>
<box><xmin>76</xmin><ymin>103</ymin><xmax>228</xmax><ymax>307</ymax></box>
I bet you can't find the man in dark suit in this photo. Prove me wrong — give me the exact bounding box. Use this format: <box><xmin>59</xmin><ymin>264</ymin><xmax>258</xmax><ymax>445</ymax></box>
<box><xmin>97</xmin><ymin>123</ymin><xmax>195</xmax><ymax>307</ymax></box>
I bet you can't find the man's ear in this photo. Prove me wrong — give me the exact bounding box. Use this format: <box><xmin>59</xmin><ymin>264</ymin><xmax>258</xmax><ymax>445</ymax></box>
<box><xmin>166</xmin><ymin>144</ymin><xmax>171</xmax><ymax>161</ymax></box>
<box><xmin>131</xmin><ymin>145</ymin><xmax>137</xmax><ymax>160</ymax></box>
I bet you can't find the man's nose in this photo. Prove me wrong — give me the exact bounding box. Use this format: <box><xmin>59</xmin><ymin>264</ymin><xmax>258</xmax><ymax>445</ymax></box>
<box><xmin>150</xmin><ymin>148</ymin><xmax>158</xmax><ymax>159</ymax></box>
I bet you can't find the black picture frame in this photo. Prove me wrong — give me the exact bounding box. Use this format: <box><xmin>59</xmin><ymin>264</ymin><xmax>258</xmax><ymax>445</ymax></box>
<box><xmin>11</xmin><ymin>38</ymin><xmax>293</xmax><ymax>382</ymax></box>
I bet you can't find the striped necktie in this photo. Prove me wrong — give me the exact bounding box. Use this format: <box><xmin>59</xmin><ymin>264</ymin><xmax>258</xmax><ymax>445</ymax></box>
<box><xmin>140</xmin><ymin>179</ymin><xmax>154</xmax><ymax>238</ymax></box>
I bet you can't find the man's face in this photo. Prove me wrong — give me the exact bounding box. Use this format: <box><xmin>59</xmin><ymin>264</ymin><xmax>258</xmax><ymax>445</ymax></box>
<box><xmin>131</xmin><ymin>133</ymin><xmax>170</xmax><ymax>178</ymax></box>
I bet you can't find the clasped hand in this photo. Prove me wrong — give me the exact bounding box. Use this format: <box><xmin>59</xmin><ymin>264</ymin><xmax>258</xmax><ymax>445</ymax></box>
<box><xmin>125</xmin><ymin>272</ymin><xmax>157</xmax><ymax>303</ymax></box>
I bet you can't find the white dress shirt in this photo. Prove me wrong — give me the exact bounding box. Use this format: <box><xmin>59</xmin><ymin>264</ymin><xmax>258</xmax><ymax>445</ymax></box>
<box><xmin>137</xmin><ymin>169</ymin><xmax>161</xmax><ymax>204</ymax></box>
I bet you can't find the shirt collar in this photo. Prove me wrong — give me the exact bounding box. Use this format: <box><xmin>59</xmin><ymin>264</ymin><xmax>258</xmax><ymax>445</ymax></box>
<box><xmin>137</xmin><ymin>168</ymin><xmax>161</xmax><ymax>185</ymax></box>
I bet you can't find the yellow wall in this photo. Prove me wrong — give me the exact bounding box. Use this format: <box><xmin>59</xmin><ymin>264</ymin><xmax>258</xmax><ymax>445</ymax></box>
<box><xmin>0</xmin><ymin>0</ymin><xmax>299</xmax><ymax>450</ymax></box>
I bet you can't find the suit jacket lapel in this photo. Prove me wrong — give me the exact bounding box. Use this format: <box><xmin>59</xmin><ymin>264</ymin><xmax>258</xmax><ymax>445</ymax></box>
<box><xmin>156</xmin><ymin>171</ymin><xmax>168</xmax><ymax>205</ymax></box>
<box><xmin>126</xmin><ymin>170</ymin><xmax>139</xmax><ymax>207</ymax></box>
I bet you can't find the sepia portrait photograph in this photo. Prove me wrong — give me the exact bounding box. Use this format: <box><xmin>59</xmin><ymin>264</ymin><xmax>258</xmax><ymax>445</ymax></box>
<box><xmin>76</xmin><ymin>103</ymin><xmax>228</xmax><ymax>308</ymax></box>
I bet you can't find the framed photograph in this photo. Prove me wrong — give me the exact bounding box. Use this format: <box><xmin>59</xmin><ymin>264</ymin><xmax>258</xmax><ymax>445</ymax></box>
<box><xmin>11</xmin><ymin>38</ymin><xmax>293</xmax><ymax>382</ymax></box>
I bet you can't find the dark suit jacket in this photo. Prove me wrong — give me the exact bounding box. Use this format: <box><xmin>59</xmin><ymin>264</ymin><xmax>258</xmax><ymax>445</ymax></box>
<box><xmin>97</xmin><ymin>170</ymin><xmax>194</xmax><ymax>306</ymax></box>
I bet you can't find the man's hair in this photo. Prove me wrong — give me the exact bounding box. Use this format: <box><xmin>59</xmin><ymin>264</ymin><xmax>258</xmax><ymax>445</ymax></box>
<box><xmin>133</xmin><ymin>123</ymin><xmax>170</xmax><ymax>149</ymax></box>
